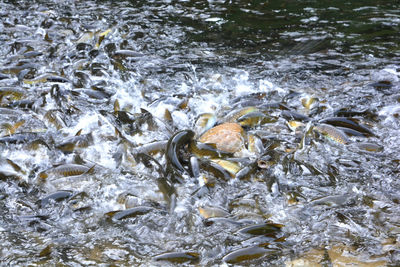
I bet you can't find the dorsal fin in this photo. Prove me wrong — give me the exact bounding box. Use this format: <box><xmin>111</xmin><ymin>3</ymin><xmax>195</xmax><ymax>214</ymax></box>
<box><xmin>75</xmin><ymin>129</ymin><xmax>82</xmax><ymax>136</ymax></box>
<box><xmin>85</xmin><ymin>164</ymin><xmax>96</xmax><ymax>174</ymax></box>
<box><xmin>114</xmin><ymin>127</ymin><xmax>122</xmax><ymax>138</ymax></box>
<box><xmin>114</xmin><ymin>99</ymin><xmax>120</xmax><ymax>114</ymax></box>
<box><xmin>164</xmin><ymin>108</ymin><xmax>173</xmax><ymax>122</ymax></box>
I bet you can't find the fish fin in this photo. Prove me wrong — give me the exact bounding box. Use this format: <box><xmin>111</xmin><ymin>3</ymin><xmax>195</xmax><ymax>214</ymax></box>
<box><xmin>75</xmin><ymin>129</ymin><xmax>82</xmax><ymax>136</ymax></box>
<box><xmin>86</xmin><ymin>164</ymin><xmax>96</xmax><ymax>174</ymax></box>
<box><xmin>114</xmin><ymin>99</ymin><xmax>120</xmax><ymax>114</ymax></box>
<box><xmin>114</xmin><ymin>127</ymin><xmax>122</xmax><ymax>138</ymax></box>
<box><xmin>164</xmin><ymin>108</ymin><xmax>173</xmax><ymax>122</ymax></box>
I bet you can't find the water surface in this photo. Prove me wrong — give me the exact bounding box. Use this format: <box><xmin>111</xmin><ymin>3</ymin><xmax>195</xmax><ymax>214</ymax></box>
<box><xmin>0</xmin><ymin>0</ymin><xmax>399</xmax><ymax>265</ymax></box>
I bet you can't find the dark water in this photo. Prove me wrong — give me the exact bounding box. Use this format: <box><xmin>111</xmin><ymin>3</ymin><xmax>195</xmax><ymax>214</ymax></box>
<box><xmin>1</xmin><ymin>0</ymin><xmax>400</xmax><ymax>266</ymax></box>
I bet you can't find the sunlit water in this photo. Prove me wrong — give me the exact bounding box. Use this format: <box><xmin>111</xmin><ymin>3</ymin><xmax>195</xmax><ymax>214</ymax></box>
<box><xmin>1</xmin><ymin>0</ymin><xmax>400</xmax><ymax>266</ymax></box>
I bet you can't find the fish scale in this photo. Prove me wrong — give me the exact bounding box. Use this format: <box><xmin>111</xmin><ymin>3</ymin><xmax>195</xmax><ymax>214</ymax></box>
<box><xmin>39</xmin><ymin>164</ymin><xmax>93</xmax><ymax>179</ymax></box>
<box><xmin>199</xmin><ymin>123</ymin><xmax>245</xmax><ymax>153</ymax></box>
<box><xmin>314</xmin><ymin>124</ymin><xmax>349</xmax><ymax>144</ymax></box>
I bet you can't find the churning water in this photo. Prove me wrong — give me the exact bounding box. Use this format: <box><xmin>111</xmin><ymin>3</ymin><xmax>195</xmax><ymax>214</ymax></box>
<box><xmin>0</xmin><ymin>0</ymin><xmax>400</xmax><ymax>266</ymax></box>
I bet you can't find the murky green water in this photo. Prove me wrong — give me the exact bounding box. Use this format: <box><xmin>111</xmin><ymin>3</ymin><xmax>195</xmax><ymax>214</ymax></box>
<box><xmin>1</xmin><ymin>0</ymin><xmax>400</xmax><ymax>266</ymax></box>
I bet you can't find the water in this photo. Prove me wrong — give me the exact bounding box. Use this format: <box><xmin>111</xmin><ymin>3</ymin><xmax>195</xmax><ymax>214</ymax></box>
<box><xmin>1</xmin><ymin>0</ymin><xmax>400</xmax><ymax>266</ymax></box>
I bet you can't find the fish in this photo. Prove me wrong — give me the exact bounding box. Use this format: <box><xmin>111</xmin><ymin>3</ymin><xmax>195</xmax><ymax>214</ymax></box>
<box><xmin>0</xmin><ymin>132</ymin><xmax>48</xmax><ymax>146</ymax></box>
<box><xmin>38</xmin><ymin>164</ymin><xmax>94</xmax><ymax>179</ymax></box>
<box><xmin>230</xmin><ymin>93</ymin><xmax>268</xmax><ymax>108</ymax></box>
<box><xmin>194</xmin><ymin>113</ymin><xmax>217</xmax><ymax>137</ymax></box>
<box><xmin>333</xmin><ymin>108</ymin><xmax>378</xmax><ymax>120</ymax></box>
<box><xmin>258</xmin><ymin>102</ymin><xmax>290</xmax><ymax>111</ymax></box>
<box><xmin>6</xmin><ymin>158</ymin><xmax>24</xmax><ymax>173</ymax></box>
<box><xmin>319</xmin><ymin>117</ymin><xmax>374</xmax><ymax>136</ymax></box>
<box><xmin>96</xmin><ymin>28</ymin><xmax>112</xmax><ymax>48</ymax></box>
<box><xmin>76</xmin><ymin>89</ymin><xmax>112</xmax><ymax>100</ymax></box>
<box><xmin>115</xmin><ymin>109</ymin><xmax>156</xmax><ymax>133</ymax></box>
<box><xmin>287</xmin><ymin>120</ymin><xmax>305</xmax><ymax>131</ymax></box>
<box><xmin>153</xmin><ymin>252</ymin><xmax>200</xmax><ymax>264</ymax></box>
<box><xmin>133</xmin><ymin>153</ymin><xmax>176</xmax><ymax>209</ymax></box>
<box><xmin>198</xmin><ymin>158</ymin><xmax>232</xmax><ymax>180</ymax></box>
<box><xmin>1</xmin><ymin>120</ymin><xmax>25</xmax><ymax>135</ymax></box>
<box><xmin>189</xmin><ymin>141</ymin><xmax>233</xmax><ymax>158</ymax></box>
<box><xmin>237</xmin><ymin>111</ymin><xmax>277</xmax><ymax>127</ymax></box>
<box><xmin>166</xmin><ymin>130</ymin><xmax>195</xmax><ymax>173</ymax></box>
<box><xmin>222</xmin><ymin>246</ymin><xmax>276</xmax><ymax>264</ymax></box>
<box><xmin>210</xmin><ymin>159</ymin><xmax>241</xmax><ymax>176</ymax></box>
<box><xmin>314</xmin><ymin>124</ymin><xmax>349</xmax><ymax>144</ymax></box>
<box><xmin>39</xmin><ymin>190</ymin><xmax>73</xmax><ymax>207</ymax></box>
<box><xmin>309</xmin><ymin>194</ymin><xmax>353</xmax><ymax>207</ymax></box>
<box><xmin>133</xmin><ymin>140</ymin><xmax>168</xmax><ymax>155</ymax></box>
<box><xmin>224</xmin><ymin>106</ymin><xmax>259</xmax><ymax>123</ymax></box>
<box><xmin>237</xmin><ymin>222</ymin><xmax>284</xmax><ymax>236</ymax></box>
<box><xmin>189</xmin><ymin>156</ymin><xmax>200</xmax><ymax>178</ymax></box>
<box><xmin>44</xmin><ymin>110</ymin><xmax>67</xmax><ymax>130</ymax></box>
<box><xmin>6</xmin><ymin>99</ymin><xmax>35</xmax><ymax>109</ymax></box>
<box><xmin>113</xmin><ymin>50</ymin><xmax>144</xmax><ymax>58</ymax></box>
<box><xmin>105</xmin><ymin>206</ymin><xmax>154</xmax><ymax>220</ymax></box>
<box><xmin>0</xmin><ymin>170</ymin><xmax>22</xmax><ymax>181</ymax></box>
<box><xmin>204</xmin><ymin>217</ymin><xmax>242</xmax><ymax>227</ymax></box>
<box><xmin>235</xmin><ymin>163</ymin><xmax>258</xmax><ymax>180</ymax></box>
<box><xmin>23</xmin><ymin>74</ymin><xmax>70</xmax><ymax>84</ymax></box>
<box><xmin>335</xmin><ymin>126</ymin><xmax>368</xmax><ymax>137</ymax></box>
<box><xmin>2</xmin><ymin>62</ymin><xmax>40</xmax><ymax>76</ymax></box>
<box><xmin>56</xmin><ymin>130</ymin><xmax>93</xmax><ymax>153</ymax></box>
<box><xmin>281</xmin><ymin>110</ymin><xmax>311</xmax><ymax>122</ymax></box>
<box><xmin>301</xmin><ymin>96</ymin><xmax>319</xmax><ymax>110</ymax></box>
<box><xmin>198</xmin><ymin>206</ymin><xmax>230</xmax><ymax>219</ymax></box>
<box><xmin>0</xmin><ymin>87</ymin><xmax>25</xmax><ymax>101</ymax></box>
<box><xmin>247</xmin><ymin>133</ymin><xmax>264</xmax><ymax>155</ymax></box>
<box><xmin>355</xmin><ymin>142</ymin><xmax>383</xmax><ymax>152</ymax></box>
<box><xmin>134</xmin><ymin>152</ymin><xmax>167</xmax><ymax>177</ymax></box>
